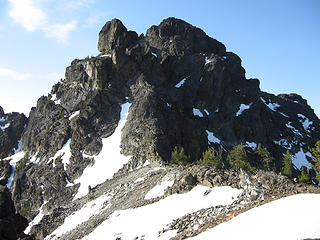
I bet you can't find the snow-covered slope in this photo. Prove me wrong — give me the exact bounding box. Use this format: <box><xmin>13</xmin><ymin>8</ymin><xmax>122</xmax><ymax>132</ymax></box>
<box><xmin>189</xmin><ymin>193</ymin><xmax>320</xmax><ymax>240</ymax></box>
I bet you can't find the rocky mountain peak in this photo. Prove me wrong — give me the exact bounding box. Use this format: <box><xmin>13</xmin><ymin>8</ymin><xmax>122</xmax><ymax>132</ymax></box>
<box><xmin>0</xmin><ymin>17</ymin><xmax>319</xmax><ymax>240</ymax></box>
<box><xmin>98</xmin><ymin>18</ymin><xmax>138</xmax><ymax>53</ymax></box>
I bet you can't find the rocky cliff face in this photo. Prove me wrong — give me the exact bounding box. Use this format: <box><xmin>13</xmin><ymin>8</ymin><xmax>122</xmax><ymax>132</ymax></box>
<box><xmin>0</xmin><ymin>17</ymin><xmax>319</xmax><ymax>240</ymax></box>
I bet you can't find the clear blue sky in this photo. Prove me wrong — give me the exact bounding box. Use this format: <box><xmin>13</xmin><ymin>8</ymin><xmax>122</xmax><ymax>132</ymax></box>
<box><xmin>0</xmin><ymin>0</ymin><xmax>319</xmax><ymax>117</ymax></box>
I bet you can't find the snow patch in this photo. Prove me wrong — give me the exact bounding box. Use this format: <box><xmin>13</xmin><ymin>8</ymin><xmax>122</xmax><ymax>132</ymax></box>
<box><xmin>73</xmin><ymin>103</ymin><xmax>131</xmax><ymax>199</ymax></box>
<box><xmin>245</xmin><ymin>142</ymin><xmax>257</xmax><ymax>150</ymax></box>
<box><xmin>175</xmin><ymin>76</ymin><xmax>189</xmax><ymax>88</ymax></box>
<box><xmin>83</xmin><ymin>186</ymin><xmax>242</xmax><ymax>240</ymax></box>
<box><xmin>293</xmin><ymin>148</ymin><xmax>313</xmax><ymax>169</ymax></box>
<box><xmin>0</xmin><ymin>122</ymin><xmax>10</xmax><ymax>130</ymax></box>
<box><xmin>204</xmin><ymin>109</ymin><xmax>209</xmax><ymax>115</ymax></box>
<box><xmin>25</xmin><ymin>200</ymin><xmax>48</xmax><ymax>234</ymax></box>
<box><xmin>193</xmin><ymin>108</ymin><xmax>203</xmax><ymax>117</ymax></box>
<box><xmin>69</xmin><ymin>110</ymin><xmax>80</xmax><ymax>120</ymax></box>
<box><xmin>0</xmin><ymin>117</ymin><xmax>5</xmax><ymax>122</ymax></box>
<box><xmin>152</xmin><ymin>52</ymin><xmax>158</xmax><ymax>58</ymax></box>
<box><xmin>30</xmin><ymin>152</ymin><xmax>40</xmax><ymax>164</ymax></box>
<box><xmin>274</xmin><ymin>139</ymin><xmax>291</xmax><ymax>149</ymax></box>
<box><xmin>205</xmin><ymin>56</ymin><xmax>212</xmax><ymax>65</ymax></box>
<box><xmin>297</xmin><ymin>113</ymin><xmax>313</xmax><ymax>131</ymax></box>
<box><xmin>5</xmin><ymin>151</ymin><xmax>25</xmax><ymax>189</ymax></box>
<box><xmin>45</xmin><ymin>194</ymin><xmax>112</xmax><ymax>240</ymax></box>
<box><xmin>188</xmin><ymin>194</ymin><xmax>320</xmax><ymax>240</ymax></box>
<box><xmin>206</xmin><ymin>130</ymin><xmax>221</xmax><ymax>144</ymax></box>
<box><xmin>260</xmin><ymin>97</ymin><xmax>280</xmax><ymax>111</ymax></box>
<box><xmin>236</xmin><ymin>103</ymin><xmax>252</xmax><ymax>116</ymax></box>
<box><xmin>49</xmin><ymin>139</ymin><xmax>72</xmax><ymax>170</ymax></box>
<box><xmin>286</xmin><ymin>122</ymin><xmax>303</xmax><ymax>137</ymax></box>
<box><xmin>145</xmin><ymin>180</ymin><xmax>174</xmax><ymax>200</ymax></box>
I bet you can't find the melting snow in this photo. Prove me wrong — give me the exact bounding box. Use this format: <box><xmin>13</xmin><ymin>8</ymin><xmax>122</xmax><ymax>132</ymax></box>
<box><xmin>30</xmin><ymin>152</ymin><xmax>40</xmax><ymax>164</ymax></box>
<box><xmin>69</xmin><ymin>111</ymin><xmax>80</xmax><ymax>120</ymax></box>
<box><xmin>260</xmin><ymin>97</ymin><xmax>280</xmax><ymax>111</ymax></box>
<box><xmin>5</xmin><ymin>151</ymin><xmax>25</xmax><ymax>189</ymax></box>
<box><xmin>297</xmin><ymin>113</ymin><xmax>313</xmax><ymax>131</ymax></box>
<box><xmin>83</xmin><ymin>186</ymin><xmax>242</xmax><ymax>240</ymax></box>
<box><xmin>175</xmin><ymin>77</ymin><xmax>188</xmax><ymax>88</ymax></box>
<box><xmin>0</xmin><ymin>122</ymin><xmax>10</xmax><ymax>130</ymax></box>
<box><xmin>100</xmin><ymin>54</ymin><xmax>112</xmax><ymax>58</ymax></box>
<box><xmin>45</xmin><ymin>194</ymin><xmax>112</xmax><ymax>240</ymax></box>
<box><xmin>245</xmin><ymin>142</ymin><xmax>257</xmax><ymax>149</ymax></box>
<box><xmin>274</xmin><ymin>139</ymin><xmax>291</xmax><ymax>149</ymax></box>
<box><xmin>0</xmin><ymin>117</ymin><xmax>5</xmax><ymax>122</ymax></box>
<box><xmin>205</xmin><ymin>56</ymin><xmax>212</xmax><ymax>65</ymax></box>
<box><xmin>236</xmin><ymin>103</ymin><xmax>252</xmax><ymax>116</ymax></box>
<box><xmin>188</xmin><ymin>194</ymin><xmax>320</xmax><ymax>240</ymax></box>
<box><xmin>292</xmin><ymin>148</ymin><xmax>313</xmax><ymax>169</ymax></box>
<box><xmin>49</xmin><ymin>139</ymin><xmax>72</xmax><ymax>170</ymax></box>
<box><xmin>193</xmin><ymin>108</ymin><xmax>203</xmax><ymax>117</ymax></box>
<box><xmin>25</xmin><ymin>200</ymin><xmax>48</xmax><ymax>234</ymax></box>
<box><xmin>73</xmin><ymin>103</ymin><xmax>131</xmax><ymax>199</ymax></box>
<box><xmin>286</xmin><ymin>122</ymin><xmax>303</xmax><ymax>137</ymax></box>
<box><xmin>206</xmin><ymin>130</ymin><xmax>221</xmax><ymax>144</ymax></box>
<box><xmin>145</xmin><ymin>180</ymin><xmax>174</xmax><ymax>200</ymax></box>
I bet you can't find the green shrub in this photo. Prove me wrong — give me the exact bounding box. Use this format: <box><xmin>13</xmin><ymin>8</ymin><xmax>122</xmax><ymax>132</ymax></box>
<box><xmin>255</xmin><ymin>144</ymin><xmax>275</xmax><ymax>171</ymax></box>
<box><xmin>282</xmin><ymin>150</ymin><xmax>293</xmax><ymax>177</ymax></box>
<box><xmin>311</xmin><ymin>140</ymin><xmax>320</xmax><ymax>182</ymax></box>
<box><xmin>298</xmin><ymin>168</ymin><xmax>311</xmax><ymax>185</ymax></box>
<box><xmin>171</xmin><ymin>146</ymin><xmax>191</xmax><ymax>165</ymax></box>
<box><xmin>227</xmin><ymin>143</ymin><xmax>254</xmax><ymax>172</ymax></box>
<box><xmin>198</xmin><ymin>148</ymin><xmax>223</xmax><ymax>168</ymax></box>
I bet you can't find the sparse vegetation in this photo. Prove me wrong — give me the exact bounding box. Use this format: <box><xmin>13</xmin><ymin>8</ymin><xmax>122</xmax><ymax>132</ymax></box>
<box><xmin>282</xmin><ymin>150</ymin><xmax>293</xmax><ymax>177</ymax></box>
<box><xmin>311</xmin><ymin>140</ymin><xmax>320</xmax><ymax>182</ymax></box>
<box><xmin>198</xmin><ymin>148</ymin><xmax>223</xmax><ymax>168</ymax></box>
<box><xmin>298</xmin><ymin>168</ymin><xmax>311</xmax><ymax>185</ymax></box>
<box><xmin>171</xmin><ymin>146</ymin><xmax>191</xmax><ymax>165</ymax></box>
<box><xmin>255</xmin><ymin>144</ymin><xmax>275</xmax><ymax>171</ymax></box>
<box><xmin>227</xmin><ymin>143</ymin><xmax>254</xmax><ymax>172</ymax></box>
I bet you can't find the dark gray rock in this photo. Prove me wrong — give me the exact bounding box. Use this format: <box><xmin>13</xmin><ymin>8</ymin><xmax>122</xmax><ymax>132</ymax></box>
<box><xmin>0</xmin><ymin>185</ymin><xmax>31</xmax><ymax>240</ymax></box>
<box><xmin>98</xmin><ymin>18</ymin><xmax>138</xmax><ymax>53</ymax></box>
<box><xmin>0</xmin><ymin>108</ymin><xmax>27</xmax><ymax>159</ymax></box>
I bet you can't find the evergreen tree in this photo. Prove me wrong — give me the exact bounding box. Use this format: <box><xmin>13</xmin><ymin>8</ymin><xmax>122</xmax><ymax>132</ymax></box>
<box><xmin>255</xmin><ymin>143</ymin><xmax>274</xmax><ymax>171</ymax></box>
<box><xmin>227</xmin><ymin>143</ymin><xmax>254</xmax><ymax>172</ymax></box>
<box><xmin>171</xmin><ymin>146</ymin><xmax>191</xmax><ymax>165</ymax></box>
<box><xmin>311</xmin><ymin>140</ymin><xmax>320</xmax><ymax>181</ymax></box>
<box><xmin>282</xmin><ymin>150</ymin><xmax>293</xmax><ymax>177</ymax></box>
<box><xmin>198</xmin><ymin>148</ymin><xmax>223</xmax><ymax>168</ymax></box>
<box><xmin>298</xmin><ymin>167</ymin><xmax>311</xmax><ymax>185</ymax></box>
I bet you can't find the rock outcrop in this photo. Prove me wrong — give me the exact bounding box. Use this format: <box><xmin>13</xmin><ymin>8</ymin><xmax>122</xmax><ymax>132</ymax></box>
<box><xmin>0</xmin><ymin>185</ymin><xmax>32</xmax><ymax>240</ymax></box>
<box><xmin>0</xmin><ymin>106</ymin><xmax>27</xmax><ymax>159</ymax></box>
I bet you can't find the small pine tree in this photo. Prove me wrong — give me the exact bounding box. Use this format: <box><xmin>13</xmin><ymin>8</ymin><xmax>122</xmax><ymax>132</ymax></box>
<box><xmin>311</xmin><ymin>140</ymin><xmax>320</xmax><ymax>182</ymax></box>
<box><xmin>171</xmin><ymin>146</ymin><xmax>191</xmax><ymax>165</ymax></box>
<box><xmin>298</xmin><ymin>167</ymin><xmax>311</xmax><ymax>185</ymax></box>
<box><xmin>255</xmin><ymin>144</ymin><xmax>274</xmax><ymax>171</ymax></box>
<box><xmin>198</xmin><ymin>148</ymin><xmax>223</xmax><ymax>168</ymax></box>
<box><xmin>227</xmin><ymin>143</ymin><xmax>254</xmax><ymax>172</ymax></box>
<box><xmin>282</xmin><ymin>150</ymin><xmax>293</xmax><ymax>177</ymax></box>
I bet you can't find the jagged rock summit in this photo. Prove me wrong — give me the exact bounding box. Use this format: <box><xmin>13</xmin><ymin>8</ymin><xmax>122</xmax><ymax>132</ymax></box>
<box><xmin>0</xmin><ymin>18</ymin><xmax>320</xmax><ymax>240</ymax></box>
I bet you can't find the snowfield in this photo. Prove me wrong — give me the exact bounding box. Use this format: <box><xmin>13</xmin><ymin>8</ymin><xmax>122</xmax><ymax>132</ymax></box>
<box><xmin>83</xmin><ymin>186</ymin><xmax>242</xmax><ymax>240</ymax></box>
<box><xmin>188</xmin><ymin>193</ymin><xmax>320</xmax><ymax>240</ymax></box>
<box><xmin>73</xmin><ymin>103</ymin><xmax>132</xmax><ymax>199</ymax></box>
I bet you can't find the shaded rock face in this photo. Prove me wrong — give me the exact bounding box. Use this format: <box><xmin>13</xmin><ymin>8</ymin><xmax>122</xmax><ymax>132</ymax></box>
<box><xmin>6</xmin><ymin>17</ymin><xmax>320</xmax><ymax>226</ymax></box>
<box><xmin>0</xmin><ymin>106</ymin><xmax>27</xmax><ymax>159</ymax></box>
<box><xmin>0</xmin><ymin>185</ymin><xmax>31</xmax><ymax>240</ymax></box>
